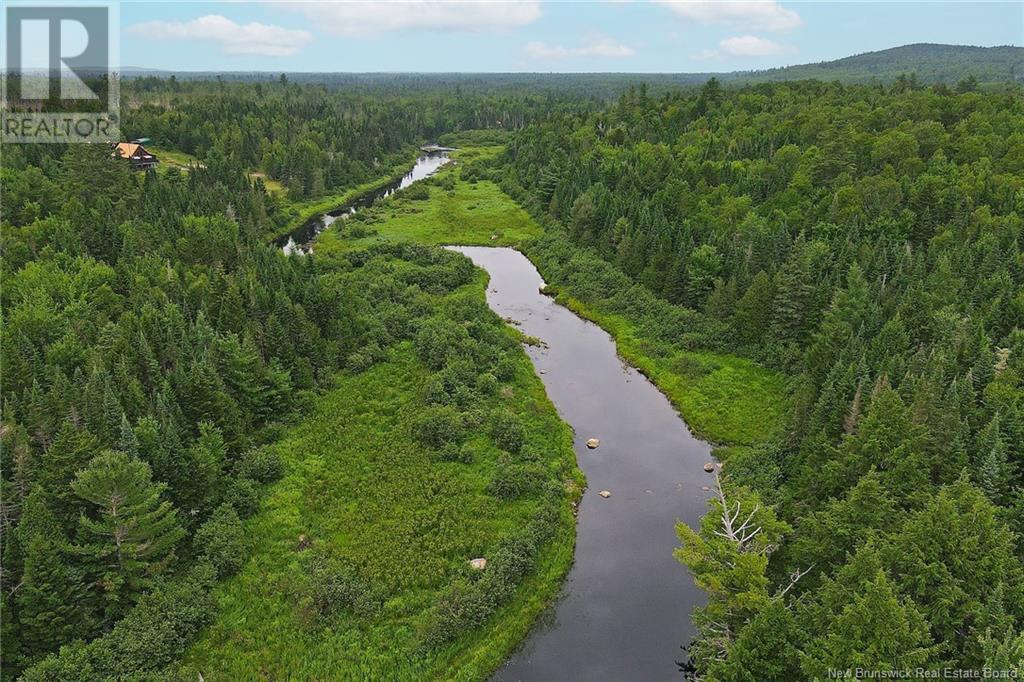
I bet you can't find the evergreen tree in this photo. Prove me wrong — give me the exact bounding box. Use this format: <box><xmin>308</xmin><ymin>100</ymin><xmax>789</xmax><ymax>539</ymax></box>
<box><xmin>72</xmin><ymin>451</ymin><xmax>185</xmax><ymax>620</ymax></box>
<box><xmin>14</xmin><ymin>488</ymin><xmax>94</xmax><ymax>662</ymax></box>
<box><xmin>800</xmin><ymin>569</ymin><xmax>935</xmax><ymax>675</ymax></box>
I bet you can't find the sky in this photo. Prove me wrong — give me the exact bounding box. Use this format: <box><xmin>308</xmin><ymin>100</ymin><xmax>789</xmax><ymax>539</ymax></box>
<box><xmin>116</xmin><ymin>1</ymin><xmax>1023</xmax><ymax>73</ymax></box>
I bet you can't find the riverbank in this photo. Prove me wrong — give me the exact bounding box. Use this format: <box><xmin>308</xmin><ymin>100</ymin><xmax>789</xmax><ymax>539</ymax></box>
<box><xmin>315</xmin><ymin>148</ymin><xmax>537</xmax><ymax>256</ymax></box>
<box><xmin>521</xmin><ymin>232</ymin><xmax>789</xmax><ymax>449</ymax></box>
<box><xmin>178</xmin><ymin>253</ymin><xmax>580</xmax><ymax>680</ymax></box>
<box><xmin>265</xmin><ymin>146</ymin><xmax>423</xmax><ymax>243</ymax></box>
<box><xmin>452</xmin><ymin>246</ymin><xmax>718</xmax><ymax>679</ymax></box>
<box><xmin>320</xmin><ymin>146</ymin><xmax>788</xmax><ymax>453</ymax></box>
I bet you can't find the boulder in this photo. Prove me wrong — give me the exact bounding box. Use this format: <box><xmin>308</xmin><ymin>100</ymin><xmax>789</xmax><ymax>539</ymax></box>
<box><xmin>598</xmin><ymin>490</ymin><xmax>611</xmax><ymax>498</ymax></box>
<box><xmin>469</xmin><ymin>558</ymin><xmax>487</xmax><ymax>570</ymax></box>
<box><xmin>586</xmin><ymin>438</ymin><xmax>600</xmax><ymax>449</ymax></box>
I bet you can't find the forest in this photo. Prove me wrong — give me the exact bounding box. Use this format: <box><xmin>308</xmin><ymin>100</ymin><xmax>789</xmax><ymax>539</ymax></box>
<box><xmin>2</xmin><ymin>55</ymin><xmax>1023</xmax><ymax>681</ymax></box>
<box><xmin>503</xmin><ymin>77</ymin><xmax>1024</xmax><ymax>675</ymax></box>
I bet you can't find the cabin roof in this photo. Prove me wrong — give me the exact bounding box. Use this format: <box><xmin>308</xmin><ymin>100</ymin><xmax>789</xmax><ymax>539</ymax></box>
<box><xmin>113</xmin><ymin>142</ymin><xmax>142</xmax><ymax>157</ymax></box>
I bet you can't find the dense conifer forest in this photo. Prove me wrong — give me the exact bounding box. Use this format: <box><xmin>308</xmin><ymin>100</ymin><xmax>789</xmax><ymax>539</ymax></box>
<box><xmin>502</xmin><ymin>78</ymin><xmax>1024</xmax><ymax>674</ymax></box>
<box><xmin>2</xmin><ymin>55</ymin><xmax>1023</xmax><ymax>679</ymax></box>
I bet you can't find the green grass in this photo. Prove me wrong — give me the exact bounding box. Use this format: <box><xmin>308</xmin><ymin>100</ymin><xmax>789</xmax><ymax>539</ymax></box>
<box><xmin>556</xmin><ymin>297</ymin><xmax>787</xmax><ymax>447</ymax></box>
<box><xmin>148</xmin><ymin>146</ymin><xmax>200</xmax><ymax>172</ymax></box>
<box><xmin>178</xmin><ymin>268</ymin><xmax>580</xmax><ymax>680</ymax></box>
<box><xmin>319</xmin><ymin>145</ymin><xmax>787</xmax><ymax>450</ymax></box>
<box><xmin>315</xmin><ymin>165</ymin><xmax>541</xmax><ymax>255</ymax></box>
<box><xmin>267</xmin><ymin>150</ymin><xmax>421</xmax><ymax>242</ymax></box>
<box><xmin>249</xmin><ymin>171</ymin><xmax>285</xmax><ymax>196</ymax></box>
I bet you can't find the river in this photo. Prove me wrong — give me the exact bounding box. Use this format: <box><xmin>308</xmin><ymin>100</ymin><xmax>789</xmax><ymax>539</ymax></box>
<box><xmin>448</xmin><ymin>246</ymin><xmax>715</xmax><ymax>682</ymax></box>
<box><xmin>275</xmin><ymin>151</ymin><xmax>451</xmax><ymax>255</ymax></box>
<box><xmin>278</xmin><ymin>160</ymin><xmax>714</xmax><ymax>679</ymax></box>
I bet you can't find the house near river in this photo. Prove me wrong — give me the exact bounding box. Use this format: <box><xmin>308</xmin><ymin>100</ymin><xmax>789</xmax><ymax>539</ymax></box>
<box><xmin>112</xmin><ymin>141</ymin><xmax>159</xmax><ymax>170</ymax></box>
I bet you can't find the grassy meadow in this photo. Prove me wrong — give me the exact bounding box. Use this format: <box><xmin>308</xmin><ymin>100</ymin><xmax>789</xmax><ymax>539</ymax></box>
<box><xmin>179</xmin><ymin>144</ymin><xmax>785</xmax><ymax>680</ymax></box>
<box><xmin>178</xmin><ymin>253</ymin><xmax>580</xmax><ymax>680</ymax></box>
<box><xmin>556</xmin><ymin>297</ymin><xmax>787</xmax><ymax>447</ymax></box>
<box><xmin>316</xmin><ymin>150</ymin><xmax>542</xmax><ymax>256</ymax></box>
<box><xmin>317</xmin><ymin>146</ymin><xmax>788</xmax><ymax>451</ymax></box>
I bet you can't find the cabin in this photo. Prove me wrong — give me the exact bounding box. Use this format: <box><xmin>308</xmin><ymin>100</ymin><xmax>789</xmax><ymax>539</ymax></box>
<box><xmin>112</xmin><ymin>141</ymin><xmax>159</xmax><ymax>170</ymax></box>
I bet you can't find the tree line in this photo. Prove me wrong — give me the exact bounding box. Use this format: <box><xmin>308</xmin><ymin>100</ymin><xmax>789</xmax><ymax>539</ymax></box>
<box><xmin>501</xmin><ymin>77</ymin><xmax>1024</xmax><ymax>676</ymax></box>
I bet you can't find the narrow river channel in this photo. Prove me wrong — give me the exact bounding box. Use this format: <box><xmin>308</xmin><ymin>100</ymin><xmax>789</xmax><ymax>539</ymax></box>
<box><xmin>448</xmin><ymin>246</ymin><xmax>715</xmax><ymax>682</ymax></box>
<box><xmin>275</xmin><ymin>151</ymin><xmax>450</xmax><ymax>255</ymax></box>
<box><xmin>280</xmin><ymin>161</ymin><xmax>714</xmax><ymax>679</ymax></box>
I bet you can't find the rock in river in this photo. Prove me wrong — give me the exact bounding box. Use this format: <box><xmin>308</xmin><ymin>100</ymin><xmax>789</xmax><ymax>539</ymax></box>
<box><xmin>703</xmin><ymin>462</ymin><xmax>715</xmax><ymax>473</ymax></box>
<box><xmin>586</xmin><ymin>438</ymin><xmax>600</xmax><ymax>449</ymax></box>
<box><xmin>599</xmin><ymin>490</ymin><xmax>611</xmax><ymax>498</ymax></box>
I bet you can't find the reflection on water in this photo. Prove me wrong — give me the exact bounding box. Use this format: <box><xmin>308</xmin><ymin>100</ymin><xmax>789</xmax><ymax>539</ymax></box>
<box><xmin>447</xmin><ymin>246</ymin><xmax>715</xmax><ymax>682</ymax></box>
<box><xmin>277</xmin><ymin>152</ymin><xmax>450</xmax><ymax>254</ymax></box>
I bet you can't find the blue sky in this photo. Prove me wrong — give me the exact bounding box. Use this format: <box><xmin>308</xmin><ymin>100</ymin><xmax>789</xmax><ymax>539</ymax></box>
<box><xmin>119</xmin><ymin>1</ymin><xmax>1023</xmax><ymax>73</ymax></box>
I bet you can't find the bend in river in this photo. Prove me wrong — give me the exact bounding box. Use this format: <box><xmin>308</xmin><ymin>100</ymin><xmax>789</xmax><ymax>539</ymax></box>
<box><xmin>276</xmin><ymin>151</ymin><xmax>450</xmax><ymax>254</ymax></box>
<box><xmin>448</xmin><ymin>246</ymin><xmax>714</xmax><ymax>681</ymax></box>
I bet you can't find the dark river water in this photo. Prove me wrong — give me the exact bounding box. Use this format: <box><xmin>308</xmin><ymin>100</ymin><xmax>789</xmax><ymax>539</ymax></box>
<box><xmin>275</xmin><ymin>152</ymin><xmax>450</xmax><ymax>254</ymax></box>
<box><xmin>448</xmin><ymin>247</ymin><xmax>714</xmax><ymax>682</ymax></box>
<box><xmin>279</xmin><ymin>162</ymin><xmax>713</xmax><ymax>678</ymax></box>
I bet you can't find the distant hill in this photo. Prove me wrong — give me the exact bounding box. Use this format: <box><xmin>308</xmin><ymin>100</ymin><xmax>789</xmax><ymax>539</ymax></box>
<box><xmin>118</xmin><ymin>43</ymin><xmax>1024</xmax><ymax>93</ymax></box>
<box><xmin>731</xmin><ymin>43</ymin><xmax>1024</xmax><ymax>85</ymax></box>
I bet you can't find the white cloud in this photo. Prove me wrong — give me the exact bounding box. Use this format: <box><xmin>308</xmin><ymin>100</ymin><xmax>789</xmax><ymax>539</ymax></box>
<box><xmin>128</xmin><ymin>15</ymin><xmax>312</xmax><ymax>56</ymax></box>
<box><xmin>655</xmin><ymin>1</ymin><xmax>801</xmax><ymax>31</ymax></box>
<box><xmin>524</xmin><ymin>33</ymin><xmax>635</xmax><ymax>60</ymax></box>
<box><xmin>693</xmin><ymin>34</ymin><xmax>793</xmax><ymax>60</ymax></box>
<box><xmin>275</xmin><ymin>1</ymin><xmax>541</xmax><ymax>38</ymax></box>
<box><xmin>719</xmin><ymin>35</ymin><xmax>789</xmax><ymax>56</ymax></box>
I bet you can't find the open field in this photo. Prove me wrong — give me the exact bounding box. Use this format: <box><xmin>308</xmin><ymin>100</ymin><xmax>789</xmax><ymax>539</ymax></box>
<box><xmin>316</xmin><ymin>147</ymin><xmax>788</xmax><ymax>451</ymax></box>
<box><xmin>316</xmin><ymin>167</ymin><xmax>541</xmax><ymax>255</ymax></box>
<box><xmin>178</xmin><ymin>259</ymin><xmax>580</xmax><ymax>680</ymax></box>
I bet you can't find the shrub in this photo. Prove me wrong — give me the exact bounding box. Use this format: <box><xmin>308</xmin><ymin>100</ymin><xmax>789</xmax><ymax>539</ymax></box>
<box><xmin>422</xmin><ymin>375</ymin><xmax>451</xmax><ymax>406</ymax></box>
<box><xmin>22</xmin><ymin>565</ymin><xmax>216</xmax><ymax>680</ymax></box>
<box><xmin>438</xmin><ymin>442</ymin><xmax>477</xmax><ymax>464</ymax></box>
<box><xmin>193</xmin><ymin>504</ymin><xmax>247</xmax><ymax>579</ymax></box>
<box><xmin>346</xmin><ymin>342</ymin><xmax>383</xmax><ymax>373</ymax></box>
<box><xmin>475</xmin><ymin>372</ymin><xmax>499</xmax><ymax>396</ymax></box>
<box><xmin>235</xmin><ymin>447</ymin><xmax>284</xmax><ymax>484</ymax></box>
<box><xmin>414</xmin><ymin>406</ymin><xmax>466</xmax><ymax>448</ymax></box>
<box><xmin>493</xmin><ymin>356</ymin><xmax>517</xmax><ymax>382</ymax></box>
<box><xmin>402</xmin><ymin>183</ymin><xmax>430</xmax><ymax>201</ymax></box>
<box><xmin>440</xmin><ymin>358</ymin><xmax>479</xmax><ymax>389</ymax></box>
<box><xmin>414</xmin><ymin>318</ymin><xmax>472</xmax><ymax>370</ymax></box>
<box><xmin>490</xmin><ymin>411</ymin><xmax>525</xmax><ymax>454</ymax></box>
<box><xmin>223</xmin><ymin>477</ymin><xmax>260</xmax><ymax>518</ymax></box>
<box><xmin>305</xmin><ymin>553</ymin><xmax>380</xmax><ymax>619</ymax></box>
<box><xmin>422</xmin><ymin>508</ymin><xmax>559</xmax><ymax>648</ymax></box>
<box><xmin>424</xmin><ymin>578</ymin><xmax>493</xmax><ymax>648</ymax></box>
<box><xmin>451</xmin><ymin>384</ymin><xmax>479</xmax><ymax>409</ymax></box>
<box><xmin>487</xmin><ymin>459</ymin><xmax>545</xmax><ymax>500</ymax></box>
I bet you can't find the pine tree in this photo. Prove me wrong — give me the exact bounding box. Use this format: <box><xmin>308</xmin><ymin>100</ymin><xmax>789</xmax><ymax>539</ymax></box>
<box><xmin>14</xmin><ymin>488</ymin><xmax>94</xmax><ymax>662</ymax></box>
<box><xmin>116</xmin><ymin>414</ymin><xmax>139</xmax><ymax>457</ymax></box>
<box><xmin>36</xmin><ymin>422</ymin><xmax>100</xmax><ymax>523</ymax></box>
<box><xmin>16</xmin><ymin>535</ymin><xmax>93</xmax><ymax>660</ymax></box>
<box><xmin>182</xmin><ymin>422</ymin><xmax>227</xmax><ymax>519</ymax></box>
<box><xmin>72</xmin><ymin>451</ymin><xmax>185</xmax><ymax>620</ymax></box>
<box><xmin>801</xmin><ymin>569</ymin><xmax>935</xmax><ymax>675</ymax></box>
<box><xmin>976</xmin><ymin>414</ymin><xmax>1011</xmax><ymax>503</ymax></box>
<box><xmin>733</xmin><ymin>270</ymin><xmax>776</xmax><ymax>346</ymax></box>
